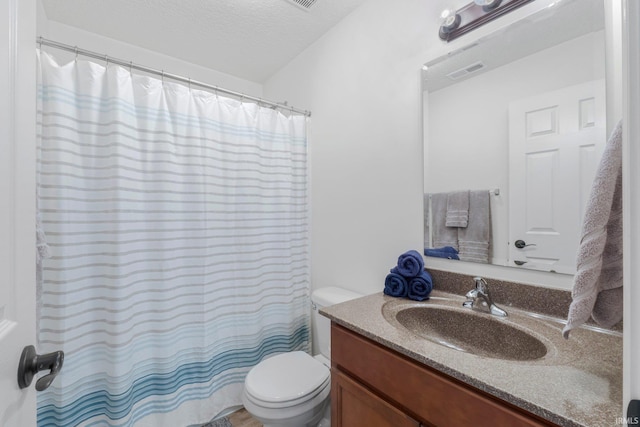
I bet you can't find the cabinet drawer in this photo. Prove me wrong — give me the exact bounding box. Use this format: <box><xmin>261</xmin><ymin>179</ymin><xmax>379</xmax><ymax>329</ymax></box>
<box><xmin>331</xmin><ymin>323</ymin><xmax>556</xmax><ymax>427</ymax></box>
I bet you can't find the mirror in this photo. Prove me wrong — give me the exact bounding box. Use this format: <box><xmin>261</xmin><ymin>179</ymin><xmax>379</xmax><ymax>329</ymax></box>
<box><xmin>422</xmin><ymin>0</ymin><xmax>606</xmax><ymax>275</ymax></box>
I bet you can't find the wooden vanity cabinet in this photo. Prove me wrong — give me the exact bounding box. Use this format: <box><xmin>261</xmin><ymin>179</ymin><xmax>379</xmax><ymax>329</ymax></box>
<box><xmin>330</xmin><ymin>323</ymin><xmax>558</xmax><ymax>427</ymax></box>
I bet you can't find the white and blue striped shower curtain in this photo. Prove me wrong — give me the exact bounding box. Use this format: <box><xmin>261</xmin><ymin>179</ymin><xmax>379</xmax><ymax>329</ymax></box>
<box><xmin>36</xmin><ymin>50</ymin><xmax>310</xmax><ymax>427</ymax></box>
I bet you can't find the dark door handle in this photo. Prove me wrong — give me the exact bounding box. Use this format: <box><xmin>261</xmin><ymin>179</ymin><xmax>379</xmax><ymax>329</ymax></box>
<box><xmin>514</xmin><ymin>239</ymin><xmax>537</xmax><ymax>249</ymax></box>
<box><xmin>17</xmin><ymin>345</ymin><xmax>64</xmax><ymax>391</ymax></box>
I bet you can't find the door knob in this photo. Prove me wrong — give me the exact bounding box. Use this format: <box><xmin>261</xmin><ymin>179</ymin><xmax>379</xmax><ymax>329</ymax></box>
<box><xmin>17</xmin><ymin>345</ymin><xmax>64</xmax><ymax>391</ymax></box>
<box><xmin>514</xmin><ymin>239</ymin><xmax>536</xmax><ymax>249</ymax></box>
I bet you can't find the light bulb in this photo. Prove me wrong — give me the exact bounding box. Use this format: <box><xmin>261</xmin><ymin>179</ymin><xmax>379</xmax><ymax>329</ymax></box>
<box><xmin>474</xmin><ymin>0</ymin><xmax>502</xmax><ymax>11</ymax></box>
<box><xmin>439</xmin><ymin>8</ymin><xmax>460</xmax><ymax>33</ymax></box>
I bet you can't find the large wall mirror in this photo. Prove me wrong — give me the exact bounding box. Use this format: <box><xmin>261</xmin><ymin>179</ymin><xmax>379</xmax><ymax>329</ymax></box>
<box><xmin>422</xmin><ymin>0</ymin><xmax>608</xmax><ymax>276</ymax></box>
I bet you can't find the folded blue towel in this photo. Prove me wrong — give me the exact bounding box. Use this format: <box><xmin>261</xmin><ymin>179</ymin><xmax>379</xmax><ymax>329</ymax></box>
<box><xmin>408</xmin><ymin>270</ymin><xmax>433</xmax><ymax>301</ymax></box>
<box><xmin>424</xmin><ymin>246</ymin><xmax>460</xmax><ymax>260</ymax></box>
<box><xmin>384</xmin><ymin>270</ymin><xmax>408</xmax><ymax>298</ymax></box>
<box><xmin>396</xmin><ymin>250</ymin><xmax>424</xmax><ymax>277</ymax></box>
<box><xmin>437</xmin><ymin>246</ymin><xmax>458</xmax><ymax>254</ymax></box>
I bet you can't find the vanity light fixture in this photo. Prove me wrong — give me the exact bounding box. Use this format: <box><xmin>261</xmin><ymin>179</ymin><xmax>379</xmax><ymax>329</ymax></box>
<box><xmin>439</xmin><ymin>0</ymin><xmax>534</xmax><ymax>42</ymax></box>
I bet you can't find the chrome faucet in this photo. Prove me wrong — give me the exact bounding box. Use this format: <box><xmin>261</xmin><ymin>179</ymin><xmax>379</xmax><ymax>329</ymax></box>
<box><xmin>462</xmin><ymin>277</ymin><xmax>507</xmax><ymax>317</ymax></box>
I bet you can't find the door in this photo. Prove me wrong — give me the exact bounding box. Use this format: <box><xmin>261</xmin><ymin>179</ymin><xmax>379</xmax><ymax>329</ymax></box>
<box><xmin>508</xmin><ymin>80</ymin><xmax>606</xmax><ymax>274</ymax></box>
<box><xmin>0</xmin><ymin>0</ymin><xmax>38</xmax><ymax>425</ymax></box>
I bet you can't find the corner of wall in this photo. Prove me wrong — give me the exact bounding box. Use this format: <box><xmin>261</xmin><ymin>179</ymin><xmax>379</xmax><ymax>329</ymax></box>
<box><xmin>36</xmin><ymin>0</ymin><xmax>49</xmax><ymax>37</ymax></box>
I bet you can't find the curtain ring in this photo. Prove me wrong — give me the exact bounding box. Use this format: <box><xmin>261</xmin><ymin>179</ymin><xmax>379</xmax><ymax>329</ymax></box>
<box><xmin>129</xmin><ymin>61</ymin><xmax>133</xmax><ymax>74</ymax></box>
<box><xmin>38</xmin><ymin>36</ymin><xmax>43</xmax><ymax>50</ymax></box>
<box><xmin>161</xmin><ymin>70</ymin><xmax>165</xmax><ymax>84</ymax></box>
<box><xmin>74</xmin><ymin>46</ymin><xmax>79</xmax><ymax>62</ymax></box>
<box><xmin>104</xmin><ymin>54</ymin><xmax>109</xmax><ymax>67</ymax></box>
<box><xmin>188</xmin><ymin>77</ymin><xmax>191</xmax><ymax>90</ymax></box>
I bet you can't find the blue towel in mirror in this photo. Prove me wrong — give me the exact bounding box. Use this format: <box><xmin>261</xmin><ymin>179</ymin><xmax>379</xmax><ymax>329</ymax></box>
<box><xmin>408</xmin><ymin>270</ymin><xmax>433</xmax><ymax>301</ymax></box>
<box><xmin>384</xmin><ymin>270</ymin><xmax>408</xmax><ymax>298</ymax></box>
<box><xmin>396</xmin><ymin>250</ymin><xmax>424</xmax><ymax>277</ymax></box>
<box><xmin>424</xmin><ymin>246</ymin><xmax>460</xmax><ymax>260</ymax></box>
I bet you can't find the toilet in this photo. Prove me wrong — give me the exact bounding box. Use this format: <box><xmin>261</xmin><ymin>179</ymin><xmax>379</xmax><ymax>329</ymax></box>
<box><xmin>242</xmin><ymin>287</ymin><xmax>362</xmax><ymax>427</ymax></box>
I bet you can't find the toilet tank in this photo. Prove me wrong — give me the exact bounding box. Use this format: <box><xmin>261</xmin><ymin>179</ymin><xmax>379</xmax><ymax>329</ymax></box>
<box><xmin>311</xmin><ymin>287</ymin><xmax>362</xmax><ymax>361</ymax></box>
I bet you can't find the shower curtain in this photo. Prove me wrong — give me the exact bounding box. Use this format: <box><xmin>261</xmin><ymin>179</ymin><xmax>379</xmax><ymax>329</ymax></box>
<box><xmin>36</xmin><ymin>51</ymin><xmax>310</xmax><ymax>427</ymax></box>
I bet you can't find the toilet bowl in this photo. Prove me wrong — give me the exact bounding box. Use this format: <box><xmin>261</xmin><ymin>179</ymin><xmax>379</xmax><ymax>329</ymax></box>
<box><xmin>242</xmin><ymin>351</ymin><xmax>330</xmax><ymax>427</ymax></box>
<box><xmin>241</xmin><ymin>287</ymin><xmax>362</xmax><ymax>427</ymax></box>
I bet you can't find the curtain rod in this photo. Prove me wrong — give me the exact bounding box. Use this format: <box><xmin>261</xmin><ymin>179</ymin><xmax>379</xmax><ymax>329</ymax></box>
<box><xmin>37</xmin><ymin>37</ymin><xmax>311</xmax><ymax>117</ymax></box>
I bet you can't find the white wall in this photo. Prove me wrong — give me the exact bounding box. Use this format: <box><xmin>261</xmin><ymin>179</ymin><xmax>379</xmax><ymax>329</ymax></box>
<box><xmin>264</xmin><ymin>0</ymin><xmax>587</xmax><ymax>293</ymax></box>
<box><xmin>264</xmin><ymin>0</ymin><xmax>430</xmax><ymax>297</ymax></box>
<box><xmin>37</xmin><ymin>1</ymin><xmax>263</xmax><ymax>97</ymax></box>
<box><xmin>426</xmin><ymin>31</ymin><xmax>605</xmax><ymax>267</ymax></box>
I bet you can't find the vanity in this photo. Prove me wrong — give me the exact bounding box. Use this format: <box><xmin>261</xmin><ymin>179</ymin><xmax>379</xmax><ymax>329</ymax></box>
<box><xmin>321</xmin><ymin>279</ymin><xmax>622</xmax><ymax>427</ymax></box>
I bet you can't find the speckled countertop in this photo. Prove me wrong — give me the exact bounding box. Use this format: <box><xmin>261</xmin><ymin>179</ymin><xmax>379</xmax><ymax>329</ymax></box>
<box><xmin>321</xmin><ymin>290</ymin><xmax>622</xmax><ymax>427</ymax></box>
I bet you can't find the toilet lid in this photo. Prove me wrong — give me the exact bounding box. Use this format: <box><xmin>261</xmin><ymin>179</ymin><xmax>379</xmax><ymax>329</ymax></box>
<box><xmin>245</xmin><ymin>351</ymin><xmax>330</xmax><ymax>404</ymax></box>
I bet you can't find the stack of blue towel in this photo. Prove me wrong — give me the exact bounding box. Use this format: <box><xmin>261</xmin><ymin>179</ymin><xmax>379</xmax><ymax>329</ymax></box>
<box><xmin>384</xmin><ymin>250</ymin><xmax>433</xmax><ymax>301</ymax></box>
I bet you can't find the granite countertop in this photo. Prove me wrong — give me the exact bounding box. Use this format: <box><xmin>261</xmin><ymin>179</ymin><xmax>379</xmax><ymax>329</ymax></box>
<box><xmin>321</xmin><ymin>290</ymin><xmax>622</xmax><ymax>427</ymax></box>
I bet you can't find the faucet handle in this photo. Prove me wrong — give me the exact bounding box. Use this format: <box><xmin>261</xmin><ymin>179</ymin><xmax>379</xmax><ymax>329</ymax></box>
<box><xmin>465</xmin><ymin>289</ymin><xmax>478</xmax><ymax>299</ymax></box>
<box><xmin>473</xmin><ymin>276</ymin><xmax>488</xmax><ymax>292</ymax></box>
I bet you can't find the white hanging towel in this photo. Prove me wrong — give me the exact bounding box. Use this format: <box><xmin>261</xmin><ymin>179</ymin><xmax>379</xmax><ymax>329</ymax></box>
<box><xmin>563</xmin><ymin>120</ymin><xmax>623</xmax><ymax>338</ymax></box>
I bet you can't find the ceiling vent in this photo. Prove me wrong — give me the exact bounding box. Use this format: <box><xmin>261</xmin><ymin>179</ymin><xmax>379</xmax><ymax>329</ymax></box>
<box><xmin>446</xmin><ymin>61</ymin><xmax>486</xmax><ymax>80</ymax></box>
<box><xmin>285</xmin><ymin>0</ymin><xmax>319</xmax><ymax>11</ymax></box>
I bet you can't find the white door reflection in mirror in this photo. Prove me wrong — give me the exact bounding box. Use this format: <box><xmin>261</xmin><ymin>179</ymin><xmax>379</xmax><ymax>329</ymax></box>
<box><xmin>508</xmin><ymin>80</ymin><xmax>606</xmax><ymax>273</ymax></box>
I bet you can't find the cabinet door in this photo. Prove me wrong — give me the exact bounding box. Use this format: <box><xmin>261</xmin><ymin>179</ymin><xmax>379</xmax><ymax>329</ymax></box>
<box><xmin>332</xmin><ymin>324</ymin><xmax>557</xmax><ymax>427</ymax></box>
<box><xmin>332</xmin><ymin>369</ymin><xmax>420</xmax><ymax>427</ymax></box>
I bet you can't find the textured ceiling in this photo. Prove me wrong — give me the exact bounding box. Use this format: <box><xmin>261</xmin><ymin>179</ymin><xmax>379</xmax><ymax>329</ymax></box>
<box><xmin>41</xmin><ymin>0</ymin><xmax>370</xmax><ymax>83</ymax></box>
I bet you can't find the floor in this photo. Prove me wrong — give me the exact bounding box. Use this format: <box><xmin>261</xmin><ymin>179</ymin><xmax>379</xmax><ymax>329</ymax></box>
<box><xmin>227</xmin><ymin>408</ymin><xmax>262</xmax><ymax>427</ymax></box>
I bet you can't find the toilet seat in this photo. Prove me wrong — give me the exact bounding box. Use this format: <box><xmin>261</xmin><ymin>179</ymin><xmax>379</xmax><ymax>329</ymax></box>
<box><xmin>244</xmin><ymin>351</ymin><xmax>330</xmax><ymax>408</ymax></box>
